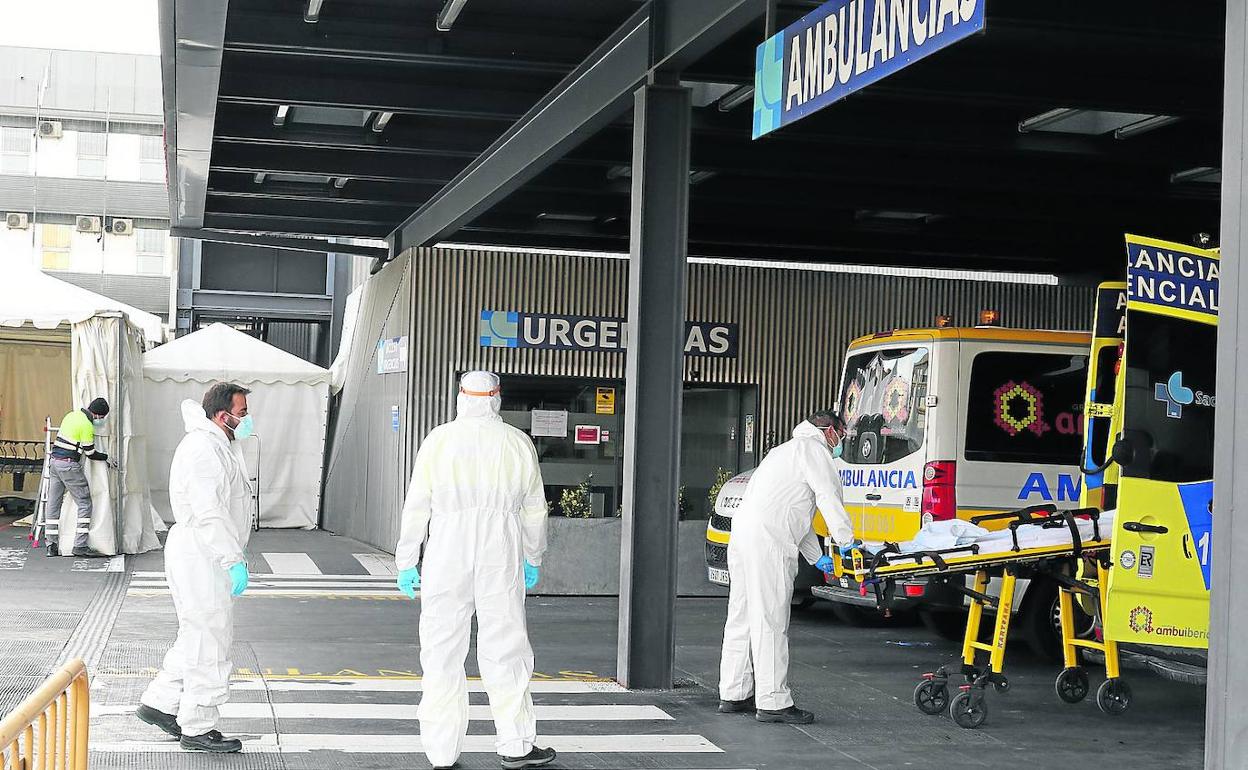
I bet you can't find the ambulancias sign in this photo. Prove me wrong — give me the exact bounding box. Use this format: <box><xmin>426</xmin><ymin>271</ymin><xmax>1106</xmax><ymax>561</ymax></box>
<box><xmin>478</xmin><ymin>310</ymin><xmax>738</xmax><ymax>358</ymax></box>
<box><xmin>752</xmin><ymin>0</ymin><xmax>985</xmax><ymax>138</ymax></box>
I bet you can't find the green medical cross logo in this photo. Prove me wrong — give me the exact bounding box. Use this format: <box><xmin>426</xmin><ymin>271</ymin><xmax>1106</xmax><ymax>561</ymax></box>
<box><xmin>479</xmin><ymin>310</ymin><xmax>519</xmax><ymax>348</ymax></box>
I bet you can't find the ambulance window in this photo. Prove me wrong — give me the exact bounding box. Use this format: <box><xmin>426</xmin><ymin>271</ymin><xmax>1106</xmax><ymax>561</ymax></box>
<box><xmin>1087</xmin><ymin>345</ymin><xmax>1120</xmax><ymax>468</ymax></box>
<box><xmin>1119</xmin><ymin>311</ymin><xmax>1216</xmax><ymax>484</ymax></box>
<box><xmin>838</xmin><ymin>347</ymin><xmax>929</xmax><ymax>466</ymax></box>
<box><xmin>965</xmin><ymin>352</ymin><xmax>1087</xmax><ymax>465</ymax></box>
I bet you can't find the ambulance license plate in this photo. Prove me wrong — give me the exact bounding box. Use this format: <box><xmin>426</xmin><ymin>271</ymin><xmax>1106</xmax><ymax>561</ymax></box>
<box><xmin>708</xmin><ymin>567</ymin><xmax>730</xmax><ymax>586</ymax></box>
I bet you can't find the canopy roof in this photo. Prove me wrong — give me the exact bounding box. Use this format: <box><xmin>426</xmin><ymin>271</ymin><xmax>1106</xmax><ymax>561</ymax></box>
<box><xmin>144</xmin><ymin>322</ymin><xmax>329</xmax><ymax>385</ymax></box>
<box><xmin>0</xmin><ymin>261</ymin><xmax>165</xmax><ymax>343</ymax></box>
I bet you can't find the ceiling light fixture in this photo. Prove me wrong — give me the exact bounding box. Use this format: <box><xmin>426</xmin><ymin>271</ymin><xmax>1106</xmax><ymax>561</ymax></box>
<box><xmin>372</xmin><ymin>111</ymin><xmax>394</xmax><ymax>133</ymax></box>
<box><xmin>304</xmin><ymin>0</ymin><xmax>324</xmax><ymax>23</ymax></box>
<box><xmin>1017</xmin><ymin>108</ymin><xmax>1083</xmax><ymax>133</ymax></box>
<box><xmin>437</xmin><ymin>0</ymin><xmax>469</xmax><ymax>31</ymax></box>
<box><xmin>1114</xmin><ymin>114</ymin><xmax>1182</xmax><ymax>140</ymax></box>
<box><xmin>717</xmin><ymin>85</ymin><xmax>755</xmax><ymax>112</ymax></box>
<box><xmin>1170</xmin><ymin>167</ymin><xmax>1221</xmax><ymax>184</ymax></box>
<box><xmin>253</xmin><ymin>172</ymin><xmax>267</xmax><ymax>184</ymax></box>
<box><xmin>273</xmin><ymin>105</ymin><xmax>290</xmax><ymax>126</ymax></box>
<box><xmin>333</xmin><ymin>177</ymin><xmax>349</xmax><ymax>189</ymax></box>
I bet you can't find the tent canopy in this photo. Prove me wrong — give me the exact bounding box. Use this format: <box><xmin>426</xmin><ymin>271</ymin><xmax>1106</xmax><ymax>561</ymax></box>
<box><xmin>0</xmin><ymin>261</ymin><xmax>165</xmax><ymax>344</ymax></box>
<box><xmin>145</xmin><ymin>323</ymin><xmax>330</xmax><ymax>385</ymax></box>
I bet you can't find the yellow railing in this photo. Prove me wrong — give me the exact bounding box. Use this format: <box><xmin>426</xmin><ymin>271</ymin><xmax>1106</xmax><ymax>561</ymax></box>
<box><xmin>0</xmin><ymin>659</ymin><xmax>90</xmax><ymax>770</ymax></box>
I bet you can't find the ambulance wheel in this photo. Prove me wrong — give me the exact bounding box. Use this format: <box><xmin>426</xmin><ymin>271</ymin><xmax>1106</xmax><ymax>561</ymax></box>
<box><xmin>913</xmin><ymin>680</ymin><xmax>948</xmax><ymax>715</ymax></box>
<box><xmin>949</xmin><ymin>691</ymin><xmax>987</xmax><ymax>729</ymax></box>
<box><xmin>1096</xmin><ymin>678</ymin><xmax>1132</xmax><ymax>716</ymax></box>
<box><xmin>1055</xmin><ymin>667</ymin><xmax>1090</xmax><ymax>704</ymax></box>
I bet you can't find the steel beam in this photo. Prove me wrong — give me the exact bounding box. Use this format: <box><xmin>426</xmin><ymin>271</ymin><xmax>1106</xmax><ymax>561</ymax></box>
<box><xmin>1207</xmin><ymin>2</ymin><xmax>1248</xmax><ymax>767</ymax></box>
<box><xmin>617</xmin><ymin>82</ymin><xmax>692</xmax><ymax>690</ymax></box>
<box><xmin>390</xmin><ymin>0</ymin><xmax>765</xmax><ymax>254</ymax></box>
<box><xmin>171</xmin><ymin>227</ymin><xmax>387</xmax><ymax>259</ymax></box>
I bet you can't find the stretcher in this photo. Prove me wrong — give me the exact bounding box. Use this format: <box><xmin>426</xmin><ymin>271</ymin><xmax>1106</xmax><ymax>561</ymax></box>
<box><xmin>0</xmin><ymin>439</ymin><xmax>44</xmax><ymax>492</ymax></box>
<box><xmin>834</xmin><ymin>503</ymin><xmax>1126</xmax><ymax>728</ymax></box>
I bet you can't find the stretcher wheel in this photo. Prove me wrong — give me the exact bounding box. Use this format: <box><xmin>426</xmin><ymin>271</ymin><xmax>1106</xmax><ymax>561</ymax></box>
<box><xmin>913</xmin><ymin>680</ymin><xmax>948</xmax><ymax>715</ymax></box>
<box><xmin>949</xmin><ymin>691</ymin><xmax>987</xmax><ymax>729</ymax></box>
<box><xmin>1055</xmin><ymin>667</ymin><xmax>1090</xmax><ymax>704</ymax></box>
<box><xmin>992</xmin><ymin>678</ymin><xmax>1011</xmax><ymax>694</ymax></box>
<box><xmin>1096</xmin><ymin>678</ymin><xmax>1131</xmax><ymax>716</ymax></box>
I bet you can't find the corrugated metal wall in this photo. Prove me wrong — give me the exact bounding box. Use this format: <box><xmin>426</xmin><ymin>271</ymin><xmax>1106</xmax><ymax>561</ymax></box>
<box><xmin>323</xmin><ymin>246</ymin><xmax>1094</xmax><ymax>551</ymax></box>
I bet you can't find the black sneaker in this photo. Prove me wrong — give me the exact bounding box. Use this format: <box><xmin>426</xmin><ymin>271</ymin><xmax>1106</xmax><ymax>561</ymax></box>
<box><xmin>755</xmin><ymin>705</ymin><xmax>815</xmax><ymax>724</ymax></box>
<box><xmin>180</xmin><ymin>730</ymin><xmax>242</xmax><ymax>753</ymax></box>
<box><xmin>718</xmin><ymin>696</ymin><xmax>755</xmax><ymax>713</ymax></box>
<box><xmin>46</xmin><ymin>542</ymin><xmax>59</xmax><ymax>557</ymax></box>
<box><xmin>72</xmin><ymin>546</ymin><xmax>106</xmax><ymax>558</ymax></box>
<box><xmin>501</xmin><ymin>746</ymin><xmax>557</xmax><ymax>769</ymax></box>
<box><xmin>135</xmin><ymin>704</ymin><xmax>181</xmax><ymax>737</ymax></box>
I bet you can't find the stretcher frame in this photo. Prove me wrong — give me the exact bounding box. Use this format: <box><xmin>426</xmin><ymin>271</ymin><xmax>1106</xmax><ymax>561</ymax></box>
<box><xmin>834</xmin><ymin>504</ymin><xmax>1126</xmax><ymax>728</ymax></box>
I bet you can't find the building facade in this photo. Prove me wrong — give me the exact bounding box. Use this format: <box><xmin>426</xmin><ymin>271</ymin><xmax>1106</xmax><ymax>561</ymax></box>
<box><xmin>324</xmin><ymin>247</ymin><xmax>1097</xmax><ymax>574</ymax></box>
<box><xmin>0</xmin><ymin>47</ymin><xmax>172</xmax><ymax>321</ymax></box>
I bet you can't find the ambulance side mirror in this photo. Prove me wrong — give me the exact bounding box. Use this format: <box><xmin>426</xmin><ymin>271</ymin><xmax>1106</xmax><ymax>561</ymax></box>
<box><xmin>1110</xmin><ymin>438</ymin><xmax>1135</xmax><ymax>467</ymax></box>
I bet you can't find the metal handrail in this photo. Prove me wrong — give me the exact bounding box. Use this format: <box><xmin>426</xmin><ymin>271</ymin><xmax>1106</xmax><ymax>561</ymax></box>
<box><xmin>0</xmin><ymin>659</ymin><xmax>90</xmax><ymax>769</ymax></box>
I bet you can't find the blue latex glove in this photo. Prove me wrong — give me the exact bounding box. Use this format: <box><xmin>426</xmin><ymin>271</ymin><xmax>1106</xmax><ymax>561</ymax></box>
<box><xmin>523</xmin><ymin>561</ymin><xmax>540</xmax><ymax>590</ymax></box>
<box><xmin>814</xmin><ymin>555</ymin><xmax>836</xmax><ymax>575</ymax></box>
<box><xmin>836</xmin><ymin>539</ymin><xmax>865</xmax><ymax>558</ymax></box>
<box><xmin>228</xmin><ymin>562</ymin><xmax>249</xmax><ymax>597</ymax></box>
<box><xmin>397</xmin><ymin>567</ymin><xmax>421</xmax><ymax>599</ymax></box>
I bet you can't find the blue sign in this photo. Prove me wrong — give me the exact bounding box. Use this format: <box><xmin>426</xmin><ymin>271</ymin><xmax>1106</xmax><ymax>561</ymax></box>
<box><xmin>478</xmin><ymin>310</ymin><xmax>738</xmax><ymax>358</ymax></box>
<box><xmin>1177</xmin><ymin>480</ymin><xmax>1214</xmax><ymax>591</ymax></box>
<box><xmin>1018</xmin><ymin>473</ymin><xmax>1082</xmax><ymax>502</ymax></box>
<box><xmin>1126</xmin><ymin>237</ymin><xmax>1220</xmax><ymax>320</ymax></box>
<box><xmin>753</xmin><ymin>0</ymin><xmax>985</xmax><ymax>138</ymax></box>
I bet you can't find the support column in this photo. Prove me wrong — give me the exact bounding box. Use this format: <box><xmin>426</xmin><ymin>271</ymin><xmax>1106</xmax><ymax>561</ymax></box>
<box><xmin>617</xmin><ymin>79</ymin><xmax>691</xmax><ymax>690</ymax></box>
<box><xmin>1207</xmin><ymin>2</ymin><xmax>1248</xmax><ymax>767</ymax></box>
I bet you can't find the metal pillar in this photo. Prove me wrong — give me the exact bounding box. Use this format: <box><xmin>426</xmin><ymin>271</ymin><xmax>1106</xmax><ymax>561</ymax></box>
<box><xmin>1207</xmin><ymin>2</ymin><xmax>1248</xmax><ymax>766</ymax></box>
<box><xmin>617</xmin><ymin>80</ymin><xmax>692</xmax><ymax>690</ymax></box>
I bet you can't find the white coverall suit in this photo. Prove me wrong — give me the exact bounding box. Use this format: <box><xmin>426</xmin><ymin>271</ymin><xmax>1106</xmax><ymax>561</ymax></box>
<box><xmin>396</xmin><ymin>380</ymin><xmax>549</xmax><ymax>767</ymax></box>
<box><xmin>141</xmin><ymin>400</ymin><xmax>252</xmax><ymax>735</ymax></box>
<box><xmin>718</xmin><ymin>421</ymin><xmax>854</xmax><ymax>710</ymax></box>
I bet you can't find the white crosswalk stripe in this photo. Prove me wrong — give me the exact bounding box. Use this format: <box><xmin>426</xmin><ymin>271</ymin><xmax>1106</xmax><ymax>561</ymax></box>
<box><xmin>353</xmin><ymin>552</ymin><xmax>396</xmax><ymax>575</ymax></box>
<box><xmin>262</xmin><ymin>552</ymin><xmax>321</xmax><ymax>574</ymax></box>
<box><xmin>92</xmin><ymin>677</ymin><xmax>730</xmax><ymax>762</ymax></box>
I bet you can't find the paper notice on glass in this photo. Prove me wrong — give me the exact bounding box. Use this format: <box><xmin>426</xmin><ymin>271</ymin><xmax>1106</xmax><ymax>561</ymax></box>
<box><xmin>530</xmin><ymin>410</ymin><xmax>569</xmax><ymax>438</ymax></box>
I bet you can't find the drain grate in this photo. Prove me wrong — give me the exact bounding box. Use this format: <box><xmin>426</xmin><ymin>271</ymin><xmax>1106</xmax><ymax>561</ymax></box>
<box><xmin>57</xmin><ymin>571</ymin><xmax>129</xmax><ymax>671</ymax></box>
<box><xmin>89</xmin><ymin>751</ymin><xmax>287</xmax><ymax>770</ymax></box>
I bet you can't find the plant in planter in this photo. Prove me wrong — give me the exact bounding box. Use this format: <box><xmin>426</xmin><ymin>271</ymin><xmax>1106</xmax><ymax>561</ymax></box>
<box><xmin>559</xmin><ymin>478</ymin><xmax>594</xmax><ymax>518</ymax></box>
<box><xmin>707</xmin><ymin>467</ymin><xmax>733</xmax><ymax>510</ymax></box>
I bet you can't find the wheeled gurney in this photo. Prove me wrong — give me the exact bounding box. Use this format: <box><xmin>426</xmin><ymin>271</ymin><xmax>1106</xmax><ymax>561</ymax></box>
<box><xmin>833</xmin><ymin>504</ymin><xmax>1126</xmax><ymax>728</ymax></box>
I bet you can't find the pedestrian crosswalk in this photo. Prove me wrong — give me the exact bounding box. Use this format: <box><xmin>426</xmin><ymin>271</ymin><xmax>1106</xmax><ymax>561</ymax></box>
<box><xmin>90</xmin><ymin>676</ymin><xmax>733</xmax><ymax>763</ymax></box>
<box><xmin>128</xmin><ymin>571</ymin><xmax>404</xmax><ymax>599</ymax></box>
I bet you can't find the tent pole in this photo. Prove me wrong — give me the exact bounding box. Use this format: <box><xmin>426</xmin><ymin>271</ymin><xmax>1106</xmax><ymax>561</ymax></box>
<box><xmin>114</xmin><ymin>316</ymin><xmax>124</xmax><ymax>554</ymax></box>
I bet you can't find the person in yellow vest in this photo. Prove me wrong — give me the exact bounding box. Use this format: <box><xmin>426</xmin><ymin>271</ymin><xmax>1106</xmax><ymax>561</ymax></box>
<box><xmin>45</xmin><ymin>397</ymin><xmax>112</xmax><ymax>557</ymax></box>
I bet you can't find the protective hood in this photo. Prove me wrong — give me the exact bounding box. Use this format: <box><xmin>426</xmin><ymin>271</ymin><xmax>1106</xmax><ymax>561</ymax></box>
<box><xmin>181</xmin><ymin>398</ymin><xmax>224</xmax><ymax>438</ymax></box>
<box><xmin>791</xmin><ymin>420</ymin><xmax>827</xmax><ymax>442</ymax></box>
<box><xmin>455</xmin><ymin>370</ymin><xmax>502</xmax><ymax>420</ymax></box>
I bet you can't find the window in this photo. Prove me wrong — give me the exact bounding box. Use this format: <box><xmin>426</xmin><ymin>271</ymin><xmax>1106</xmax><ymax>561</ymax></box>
<box><xmin>135</xmin><ymin>228</ymin><xmax>168</xmax><ymax>275</ymax></box>
<box><xmin>964</xmin><ymin>351</ymin><xmax>1087</xmax><ymax>465</ymax></box>
<box><xmin>139</xmin><ymin>135</ymin><xmax>164</xmax><ymax>183</ymax></box>
<box><xmin>838</xmin><ymin>347</ymin><xmax>929</xmax><ymax>465</ymax></box>
<box><xmin>1119</xmin><ymin>311</ymin><xmax>1216</xmax><ymax>484</ymax></box>
<box><xmin>40</xmin><ymin>224</ymin><xmax>72</xmax><ymax>270</ymax></box>
<box><xmin>1085</xmin><ymin>344</ymin><xmax>1121</xmax><ymax>470</ymax></box>
<box><xmin>77</xmin><ymin>131</ymin><xmax>107</xmax><ymax>178</ymax></box>
<box><xmin>1</xmin><ymin>127</ymin><xmax>31</xmax><ymax>175</ymax></box>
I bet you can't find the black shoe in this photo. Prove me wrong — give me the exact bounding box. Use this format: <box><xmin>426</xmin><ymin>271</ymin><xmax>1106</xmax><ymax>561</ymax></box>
<box><xmin>755</xmin><ymin>705</ymin><xmax>815</xmax><ymax>724</ymax></box>
<box><xmin>719</xmin><ymin>696</ymin><xmax>756</xmax><ymax>713</ymax></box>
<box><xmin>180</xmin><ymin>730</ymin><xmax>242</xmax><ymax>753</ymax></box>
<box><xmin>501</xmin><ymin>746</ymin><xmax>557</xmax><ymax>769</ymax></box>
<box><xmin>135</xmin><ymin>704</ymin><xmax>181</xmax><ymax>737</ymax></box>
<box><xmin>72</xmin><ymin>546</ymin><xmax>106</xmax><ymax>558</ymax></box>
<box><xmin>46</xmin><ymin>542</ymin><xmax>59</xmax><ymax>557</ymax></box>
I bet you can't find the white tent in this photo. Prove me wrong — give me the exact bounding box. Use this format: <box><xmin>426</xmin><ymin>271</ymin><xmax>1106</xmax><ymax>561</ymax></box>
<box><xmin>143</xmin><ymin>323</ymin><xmax>329</xmax><ymax>529</ymax></box>
<box><xmin>0</xmin><ymin>260</ymin><xmax>162</xmax><ymax>555</ymax></box>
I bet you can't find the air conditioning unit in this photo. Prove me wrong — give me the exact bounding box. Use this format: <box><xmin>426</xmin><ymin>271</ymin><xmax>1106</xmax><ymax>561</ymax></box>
<box><xmin>37</xmin><ymin>120</ymin><xmax>62</xmax><ymax>139</ymax></box>
<box><xmin>109</xmin><ymin>218</ymin><xmax>134</xmax><ymax>236</ymax></box>
<box><xmin>6</xmin><ymin>213</ymin><xmax>29</xmax><ymax>230</ymax></box>
<box><xmin>76</xmin><ymin>216</ymin><xmax>102</xmax><ymax>233</ymax></box>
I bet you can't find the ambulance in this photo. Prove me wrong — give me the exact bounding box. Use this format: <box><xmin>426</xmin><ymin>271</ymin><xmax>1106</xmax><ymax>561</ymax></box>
<box><xmin>707</xmin><ymin>318</ymin><xmax>1094</xmax><ymax>656</ymax></box>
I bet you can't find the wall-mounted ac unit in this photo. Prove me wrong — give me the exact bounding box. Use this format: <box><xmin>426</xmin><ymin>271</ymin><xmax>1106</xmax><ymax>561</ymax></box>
<box><xmin>76</xmin><ymin>216</ymin><xmax>102</xmax><ymax>233</ymax></box>
<box><xmin>6</xmin><ymin>213</ymin><xmax>29</xmax><ymax>230</ymax></box>
<box><xmin>110</xmin><ymin>218</ymin><xmax>134</xmax><ymax>236</ymax></box>
<box><xmin>37</xmin><ymin>120</ymin><xmax>62</xmax><ymax>139</ymax></box>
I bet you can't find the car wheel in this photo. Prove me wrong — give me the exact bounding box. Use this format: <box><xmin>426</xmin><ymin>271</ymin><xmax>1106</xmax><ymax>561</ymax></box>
<box><xmin>1021</xmin><ymin>579</ymin><xmax>1094</xmax><ymax>661</ymax></box>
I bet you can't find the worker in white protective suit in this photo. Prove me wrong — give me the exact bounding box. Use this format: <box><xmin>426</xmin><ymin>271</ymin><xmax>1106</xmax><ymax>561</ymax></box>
<box><xmin>395</xmin><ymin>371</ymin><xmax>555</xmax><ymax>770</ymax></box>
<box><xmin>718</xmin><ymin>410</ymin><xmax>858</xmax><ymax>724</ymax></box>
<box><xmin>136</xmin><ymin>382</ymin><xmax>254</xmax><ymax>753</ymax></box>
